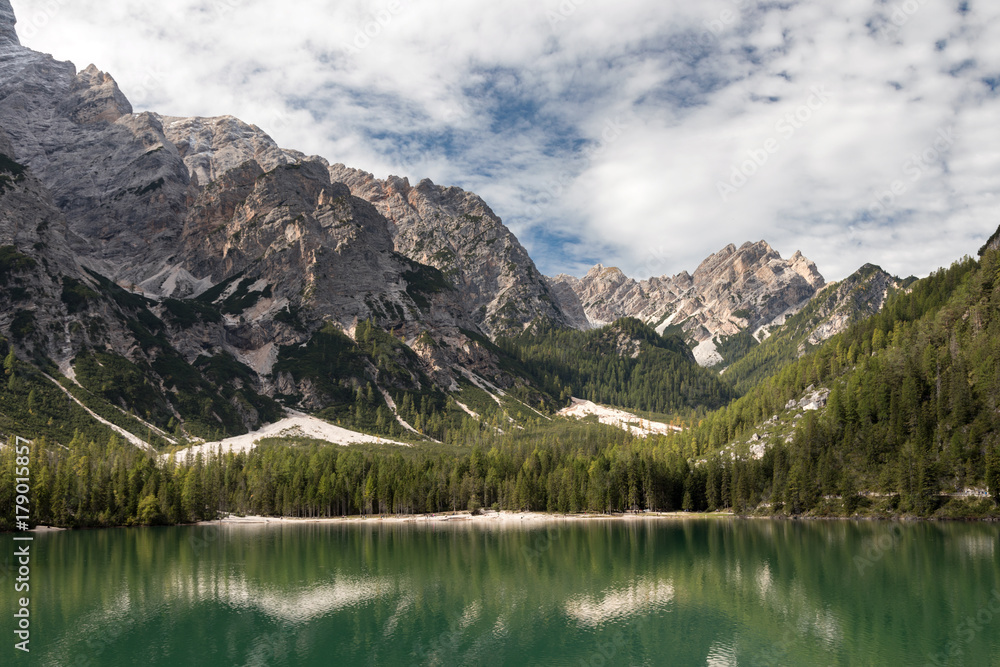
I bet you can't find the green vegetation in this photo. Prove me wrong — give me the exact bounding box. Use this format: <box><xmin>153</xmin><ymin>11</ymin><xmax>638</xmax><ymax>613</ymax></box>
<box><xmin>0</xmin><ymin>153</ymin><xmax>27</xmax><ymax>192</ymax></box>
<box><xmin>721</xmin><ymin>265</ymin><xmax>905</xmax><ymax>394</ymax></box>
<box><xmin>60</xmin><ymin>277</ymin><xmax>100</xmax><ymax>314</ymax></box>
<box><xmin>0</xmin><ymin>340</ymin><xmax>120</xmax><ymax>447</ymax></box>
<box><xmin>217</xmin><ymin>278</ymin><xmax>272</xmax><ymax>315</ymax></box>
<box><xmin>0</xmin><ymin>246</ymin><xmax>36</xmax><ymax>285</ymax></box>
<box><xmin>5</xmin><ymin>230</ymin><xmax>1000</xmax><ymax>527</ymax></box>
<box><xmin>70</xmin><ymin>268</ymin><xmax>281</xmax><ymax>441</ymax></box>
<box><xmin>401</xmin><ymin>257</ymin><xmax>452</xmax><ymax>310</ymax></box>
<box><xmin>714</xmin><ymin>331</ymin><xmax>758</xmax><ymax>366</ymax></box>
<box><xmin>273</xmin><ymin>304</ymin><xmax>306</xmax><ymax>331</ymax></box>
<box><xmin>272</xmin><ymin>322</ymin><xmax>368</xmax><ymax>406</ymax></box>
<box><xmin>82</xmin><ymin>268</ymin><xmax>153</xmax><ymax>311</ymax></box>
<box><xmin>0</xmin><ymin>415</ymin><xmax>690</xmax><ymax>528</ymax></box>
<box><xmin>194</xmin><ymin>353</ymin><xmax>283</xmax><ymax>426</ymax></box>
<box><xmin>74</xmin><ymin>351</ymin><xmax>174</xmax><ymax>426</ymax></box>
<box><xmin>161</xmin><ymin>298</ymin><xmax>223</xmax><ymax>327</ymax></box>
<box><xmin>9</xmin><ymin>310</ymin><xmax>36</xmax><ymax>341</ymax></box>
<box><xmin>272</xmin><ymin>320</ymin><xmax>483</xmax><ymax>442</ymax></box>
<box><xmin>196</xmin><ymin>270</ymin><xmax>247</xmax><ymax>305</ymax></box>
<box><xmin>499</xmin><ymin>317</ymin><xmax>734</xmax><ymax>414</ymax></box>
<box><xmin>665</xmin><ymin>252</ymin><xmax>1000</xmax><ymax>516</ymax></box>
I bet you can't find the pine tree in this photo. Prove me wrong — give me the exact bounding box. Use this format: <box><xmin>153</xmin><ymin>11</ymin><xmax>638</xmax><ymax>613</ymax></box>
<box><xmin>3</xmin><ymin>346</ymin><xmax>15</xmax><ymax>377</ymax></box>
<box><xmin>987</xmin><ymin>445</ymin><xmax>1000</xmax><ymax>504</ymax></box>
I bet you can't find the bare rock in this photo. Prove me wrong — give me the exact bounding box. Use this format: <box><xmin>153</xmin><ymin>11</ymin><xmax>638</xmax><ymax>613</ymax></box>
<box><xmin>549</xmin><ymin>241</ymin><xmax>827</xmax><ymax>364</ymax></box>
<box><xmin>329</xmin><ymin>163</ymin><xmax>577</xmax><ymax>338</ymax></box>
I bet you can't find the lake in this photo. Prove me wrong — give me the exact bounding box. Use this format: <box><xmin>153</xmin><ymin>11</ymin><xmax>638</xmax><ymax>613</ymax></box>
<box><xmin>4</xmin><ymin>517</ymin><xmax>999</xmax><ymax>666</ymax></box>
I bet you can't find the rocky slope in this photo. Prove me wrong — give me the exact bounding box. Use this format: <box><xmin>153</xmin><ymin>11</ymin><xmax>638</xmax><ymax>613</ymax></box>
<box><xmin>800</xmin><ymin>264</ymin><xmax>904</xmax><ymax>345</ymax></box>
<box><xmin>0</xmin><ymin>0</ymin><xmax>903</xmax><ymax>447</ymax></box>
<box><xmin>328</xmin><ymin>164</ymin><xmax>580</xmax><ymax>338</ymax></box>
<box><xmin>549</xmin><ymin>241</ymin><xmax>826</xmax><ymax>365</ymax></box>
<box><xmin>719</xmin><ymin>264</ymin><xmax>905</xmax><ymax>394</ymax></box>
<box><xmin>0</xmin><ymin>2</ymin><xmax>537</xmax><ymax>443</ymax></box>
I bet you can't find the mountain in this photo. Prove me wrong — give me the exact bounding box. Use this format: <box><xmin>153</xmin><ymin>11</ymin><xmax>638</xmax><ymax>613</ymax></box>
<box><xmin>0</xmin><ymin>1</ymin><xmax>931</xmax><ymax>447</ymax></box>
<box><xmin>720</xmin><ymin>263</ymin><xmax>907</xmax><ymax>394</ymax></box>
<box><xmin>548</xmin><ymin>241</ymin><xmax>826</xmax><ymax>366</ymax></box>
<box><xmin>499</xmin><ymin>317</ymin><xmax>734</xmax><ymax>414</ymax></box>
<box><xmin>671</xmin><ymin>243</ymin><xmax>1000</xmax><ymax>517</ymax></box>
<box><xmin>1</xmin><ymin>2</ymin><xmax>997</xmax><ymax>527</ymax></box>
<box><xmin>0</xmin><ymin>2</ymin><xmax>552</xmax><ymax>444</ymax></box>
<box><xmin>328</xmin><ymin>164</ymin><xmax>580</xmax><ymax>338</ymax></box>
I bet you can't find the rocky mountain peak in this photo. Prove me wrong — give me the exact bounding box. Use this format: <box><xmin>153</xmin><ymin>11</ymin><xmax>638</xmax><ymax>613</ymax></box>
<box><xmin>161</xmin><ymin>115</ymin><xmax>303</xmax><ymax>186</ymax></box>
<box><xmin>801</xmin><ymin>264</ymin><xmax>902</xmax><ymax>345</ymax></box>
<box><xmin>61</xmin><ymin>64</ymin><xmax>133</xmax><ymax>124</ymax></box>
<box><xmin>0</xmin><ymin>1</ymin><xmax>18</xmax><ymax>48</ymax></box>
<box><xmin>328</xmin><ymin>163</ymin><xmax>577</xmax><ymax>338</ymax></box>
<box><xmin>694</xmin><ymin>240</ymin><xmax>772</xmax><ymax>288</ymax></box>
<box><xmin>385</xmin><ymin>174</ymin><xmax>411</xmax><ymax>193</ymax></box>
<box><xmin>584</xmin><ymin>264</ymin><xmax>630</xmax><ymax>289</ymax></box>
<box><xmin>549</xmin><ymin>241</ymin><xmax>827</xmax><ymax>363</ymax></box>
<box><xmin>788</xmin><ymin>249</ymin><xmax>825</xmax><ymax>287</ymax></box>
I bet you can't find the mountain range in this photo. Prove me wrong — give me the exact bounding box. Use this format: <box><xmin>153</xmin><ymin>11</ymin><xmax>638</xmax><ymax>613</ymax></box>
<box><xmin>3</xmin><ymin>1</ymin><xmax>1000</xmax><ymax>528</ymax></box>
<box><xmin>0</xmin><ymin>0</ymin><xmax>906</xmax><ymax>447</ymax></box>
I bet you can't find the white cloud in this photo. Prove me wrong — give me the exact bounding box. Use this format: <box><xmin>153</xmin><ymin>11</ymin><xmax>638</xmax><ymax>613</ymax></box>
<box><xmin>9</xmin><ymin>0</ymin><xmax>1000</xmax><ymax>281</ymax></box>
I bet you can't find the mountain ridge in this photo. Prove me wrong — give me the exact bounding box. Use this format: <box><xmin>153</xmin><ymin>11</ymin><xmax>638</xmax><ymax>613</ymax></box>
<box><xmin>547</xmin><ymin>240</ymin><xmax>827</xmax><ymax>366</ymax></box>
<box><xmin>0</xmin><ymin>1</ymin><xmax>907</xmax><ymax>450</ymax></box>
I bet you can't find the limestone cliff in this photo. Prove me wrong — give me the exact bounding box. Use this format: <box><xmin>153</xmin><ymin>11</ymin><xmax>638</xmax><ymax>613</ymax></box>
<box><xmin>549</xmin><ymin>241</ymin><xmax>826</xmax><ymax>365</ymax></box>
<box><xmin>328</xmin><ymin>164</ymin><xmax>578</xmax><ymax>338</ymax></box>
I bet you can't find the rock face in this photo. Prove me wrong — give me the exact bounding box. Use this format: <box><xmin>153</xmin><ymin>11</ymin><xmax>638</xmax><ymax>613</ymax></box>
<box><xmin>160</xmin><ymin>115</ymin><xmax>305</xmax><ymax>186</ymax></box>
<box><xmin>802</xmin><ymin>264</ymin><xmax>902</xmax><ymax>345</ymax></box>
<box><xmin>0</xmin><ymin>0</ymin><xmax>31</xmax><ymax>69</ymax></box>
<box><xmin>329</xmin><ymin>164</ymin><xmax>577</xmax><ymax>338</ymax></box>
<box><xmin>0</xmin><ymin>5</ymin><xmax>521</xmax><ymax>422</ymax></box>
<box><xmin>0</xmin><ymin>125</ymin><xmax>171</xmax><ymax>373</ymax></box>
<box><xmin>0</xmin><ymin>42</ymin><xmax>193</xmax><ymax>281</ymax></box>
<box><xmin>550</xmin><ymin>241</ymin><xmax>826</xmax><ymax>352</ymax></box>
<box><xmin>979</xmin><ymin>224</ymin><xmax>1000</xmax><ymax>257</ymax></box>
<box><xmin>0</xmin><ymin>1</ymin><xmax>898</xmax><ymax>438</ymax></box>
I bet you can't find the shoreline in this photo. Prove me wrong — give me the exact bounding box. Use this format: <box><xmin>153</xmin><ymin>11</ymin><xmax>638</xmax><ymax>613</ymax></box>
<box><xmin>9</xmin><ymin>508</ymin><xmax>998</xmax><ymax>533</ymax></box>
<box><xmin>194</xmin><ymin>510</ymin><xmax>736</xmax><ymax>527</ymax></box>
<box><xmin>191</xmin><ymin>509</ymin><xmax>1000</xmax><ymax>527</ymax></box>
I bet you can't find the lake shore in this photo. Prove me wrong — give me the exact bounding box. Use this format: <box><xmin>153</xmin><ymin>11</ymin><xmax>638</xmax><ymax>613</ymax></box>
<box><xmin>9</xmin><ymin>509</ymin><xmax>997</xmax><ymax>533</ymax></box>
<box><xmin>194</xmin><ymin>510</ymin><xmax>738</xmax><ymax>527</ymax></box>
<box><xmin>190</xmin><ymin>507</ymin><xmax>1000</xmax><ymax>527</ymax></box>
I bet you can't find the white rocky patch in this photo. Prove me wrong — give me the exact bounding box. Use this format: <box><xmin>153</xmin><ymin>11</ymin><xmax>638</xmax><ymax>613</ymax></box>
<box><xmin>558</xmin><ymin>398</ymin><xmax>681</xmax><ymax>438</ymax></box>
<box><xmin>654</xmin><ymin>310</ymin><xmax>680</xmax><ymax>336</ymax></box>
<box><xmin>455</xmin><ymin>367</ymin><xmax>504</xmax><ymax>405</ymax></box>
<box><xmin>375</xmin><ymin>387</ymin><xmax>427</xmax><ymax>439</ymax></box>
<box><xmin>140</xmin><ymin>264</ymin><xmax>214</xmax><ymax>298</ymax></box>
<box><xmin>454</xmin><ymin>401</ymin><xmax>480</xmax><ymax>419</ymax></box>
<box><xmin>42</xmin><ymin>373</ymin><xmax>156</xmax><ymax>453</ymax></box>
<box><xmin>235</xmin><ymin>342</ymin><xmax>279</xmax><ymax>377</ymax></box>
<box><xmin>168</xmin><ymin>411</ymin><xmax>410</xmax><ymax>463</ymax></box>
<box><xmin>752</xmin><ymin>296</ymin><xmax>813</xmax><ymax>342</ymax></box>
<box><xmin>693</xmin><ymin>338</ymin><xmax>724</xmax><ymax>367</ymax></box>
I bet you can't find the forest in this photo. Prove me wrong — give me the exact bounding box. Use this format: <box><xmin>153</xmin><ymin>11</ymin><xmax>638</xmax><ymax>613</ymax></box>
<box><xmin>498</xmin><ymin>317</ymin><xmax>734</xmax><ymax>414</ymax></box>
<box><xmin>4</xmin><ymin>243</ymin><xmax>1000</xmax><ymax>527</ymax></box>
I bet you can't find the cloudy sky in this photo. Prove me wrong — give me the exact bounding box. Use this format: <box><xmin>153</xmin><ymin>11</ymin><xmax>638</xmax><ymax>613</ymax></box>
<box><xmin>10</xmin><ymin>0</ymin><xmax>1000</xmax><ymax>281</ymax></box>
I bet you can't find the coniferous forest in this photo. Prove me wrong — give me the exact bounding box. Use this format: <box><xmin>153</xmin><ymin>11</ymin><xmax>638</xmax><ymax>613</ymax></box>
<box><xmin>4</xmin><ymin>243</ymin><xmax>1000</xmax><ymax>529</ymax></box>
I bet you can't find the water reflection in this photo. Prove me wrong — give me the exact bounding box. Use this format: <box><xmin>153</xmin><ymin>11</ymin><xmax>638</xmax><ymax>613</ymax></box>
<box><xmin>564</xmin><ymin>578</ymin><xmax>674</xmax><ymax>628</ymax></box>
<box><xmin>8</xmin><ymin>519</ymin><xmax>999</xmax><ymax>666</ymax></box>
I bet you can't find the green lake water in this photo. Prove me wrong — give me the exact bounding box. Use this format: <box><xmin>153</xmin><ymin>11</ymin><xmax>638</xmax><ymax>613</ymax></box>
<box><xmin>3</xmin><ymin>518</ymin><xmax>1000</xmax><ymax>666</ymax></box>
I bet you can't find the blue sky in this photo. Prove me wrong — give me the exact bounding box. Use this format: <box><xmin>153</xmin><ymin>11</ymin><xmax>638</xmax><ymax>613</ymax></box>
<box><xmin>10</xmin><ymin>0</ymin><xmax>1000</xmax><ymax>282</ymax></box>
